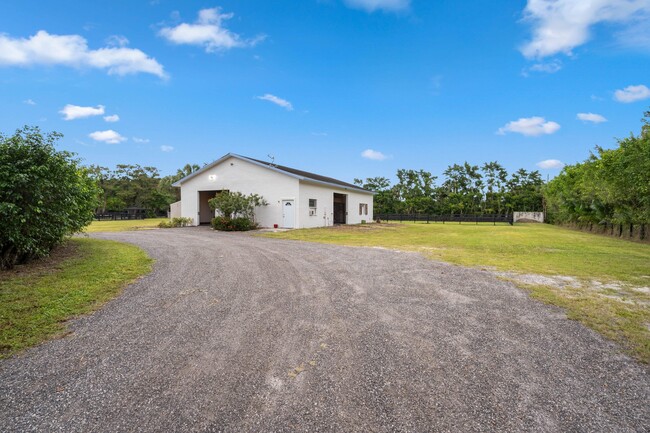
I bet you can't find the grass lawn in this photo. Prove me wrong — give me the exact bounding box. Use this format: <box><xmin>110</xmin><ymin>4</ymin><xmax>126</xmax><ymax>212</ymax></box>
<box><xmin>85</xmin><ymin>217</ymin><xmax>167</xmax><ymax>233</ymax></box>
<box><xmin>264</xmin><ymin>223</ymin><xmax>650</xmax><ymax>362</ymax></box>
<box><xmin>0</xmin><ymin>238</ymin><xmax>153</xmax><ymax>358</ymax></box>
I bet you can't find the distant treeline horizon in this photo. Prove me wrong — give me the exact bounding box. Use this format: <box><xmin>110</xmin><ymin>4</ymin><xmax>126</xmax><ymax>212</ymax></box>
<box><xmin>86</xmin><ymin>109</ymin><xmax>649</xmax><ymax>226</ymax></box>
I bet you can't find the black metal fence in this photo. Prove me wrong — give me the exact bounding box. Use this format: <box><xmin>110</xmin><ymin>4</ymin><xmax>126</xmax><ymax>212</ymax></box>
<box><xmin>94</xmin><ymin>212</ymin><xmax>146</xmax><ymax>221</ymax></box>
<box><xmin>375</xmin><ymin>213</ymin><xmax>513</xmax><ymax>225</ymax></box>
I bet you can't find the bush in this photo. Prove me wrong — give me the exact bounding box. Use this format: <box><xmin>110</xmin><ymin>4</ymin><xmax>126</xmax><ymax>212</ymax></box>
<box><xmin>208</xmin><ymin>191</ymin><xmax>267</xmax><ymax>221</ymax></box>
<box><xmin>0</xmin><ymin>127</ymin><xmax>99</xmax><ymax>269</ymax></box>
<box><xmin>158</xmin><ymin>217</ymin><xmax>193</xmax><ymax>228</ymax></box>
<box><xmin>211</xmin><ymin>216</ymin><xmax>257</xmax><ymax>231</ymax></box>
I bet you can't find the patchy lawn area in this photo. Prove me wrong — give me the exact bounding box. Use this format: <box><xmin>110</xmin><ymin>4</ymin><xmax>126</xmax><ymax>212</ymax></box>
<box><xmin>0</xmin><ymin>238</ymin><xmax>153</xmax><ymax>358</ymax></box>
<box><xmin>264</xmin><ymin>223</ymin><xmax>650</xmax><ymax>362</ymax></box>
<box><xmin>85</xmin><ymin>218</ymin><xmax>167</xmax><ymax>233</ymax></box>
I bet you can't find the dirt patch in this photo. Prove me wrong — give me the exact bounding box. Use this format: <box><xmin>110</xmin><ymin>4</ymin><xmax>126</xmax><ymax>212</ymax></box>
<box><xmin>0</xmin><ymin>241</ymin><xmax>80</xmax><ymax>281</ymax></box>
<box><xmin>493</xmin><ymin>271</ymin><xmax>650</xmax><ymax>305</ymax></box>
<box><xmin>493</xmin><ymin>271</ymin><xmax>580</xmax><ymax>289</ymax></box>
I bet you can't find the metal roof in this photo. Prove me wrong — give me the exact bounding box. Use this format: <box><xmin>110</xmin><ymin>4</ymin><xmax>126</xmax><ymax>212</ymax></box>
<box><xmin>171</xmin><ymin>153</ymin><xmax>374</xmax><ymax>194</ymax></box>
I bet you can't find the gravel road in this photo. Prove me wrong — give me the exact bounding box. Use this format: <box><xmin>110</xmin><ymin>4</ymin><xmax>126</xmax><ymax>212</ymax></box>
<box><xmin>1</xmin><ymin>228</ymin><xmax>648</xmax><ymax>432</ymax></box>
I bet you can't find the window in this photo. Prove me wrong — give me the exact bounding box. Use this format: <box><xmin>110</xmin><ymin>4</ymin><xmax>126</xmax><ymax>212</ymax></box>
<box><xmin>309</xmin><ymin>199</ymin><xmax>317</xmax><ymax>208</ymax></box>
<box><xmin>309</xmin><ymin>199</ymin><xmax>317</xmax><ymax>216</ymax></box>
<box><xmin>359</xmin><ymin>203</ymin><xmax>368</xmax><ymax>215</ymax></box>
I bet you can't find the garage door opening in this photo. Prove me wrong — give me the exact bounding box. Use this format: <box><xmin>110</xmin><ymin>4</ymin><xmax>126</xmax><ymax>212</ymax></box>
<box><xmin>198</xmin><ymin>190</ymin><xmax>223</xmax><ymax>225</ymax></box>
<box><xmin>333</xmin><ymin>193</ymin><xmax>347</xmax><ymax>224</ymax></box>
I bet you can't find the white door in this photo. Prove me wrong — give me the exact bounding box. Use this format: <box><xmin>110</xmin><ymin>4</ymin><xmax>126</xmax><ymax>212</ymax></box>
<box><xmin>282</xmin><ymin>200</ymin><xmax>295</xmax><ymax>228</ymax></box>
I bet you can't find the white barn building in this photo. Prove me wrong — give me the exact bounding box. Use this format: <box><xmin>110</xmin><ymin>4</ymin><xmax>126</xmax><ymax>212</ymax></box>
<box><xmin>171</xmin><ymin>153</ymin><xmax>374</xmax><ymax>228</ymax></box>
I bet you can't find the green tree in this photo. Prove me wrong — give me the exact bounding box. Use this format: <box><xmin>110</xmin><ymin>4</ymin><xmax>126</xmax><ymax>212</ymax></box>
<box><xmin>353</xmin><ymin>176</ymin><xmax>397</xmax><ymax>214</ymax></box>
<box><xmin>394</xmin><ymin>169</ymin><xmax>437</xmax><ymax>214</ymax></box>
<box><xmin>208</xmin><ymin>191</ymin><xmax>268</xmax><ymax>221</ymax></box>
<box><xmin>442</xmin><ymin>163</ymin><xmax>483</xmax><ymax>214</ymax></box>
<box><xmin>481</xmin><ymin>161</ymin><xmax>508</xmax><ymax>214</ymax></box>
<box><xmin>89</xmin><ymin>163</ymin><xmax>184</xmax><ymax>216</ymax></box>
<box><xmin>544</xmin><ymin>109</ymin><xmax>650</xmax><ymax>227</ymax></box>
<box><xmin>0</xmin><ymin>127</ymin><xmax>99</xmax><ymax>269</ymax></box>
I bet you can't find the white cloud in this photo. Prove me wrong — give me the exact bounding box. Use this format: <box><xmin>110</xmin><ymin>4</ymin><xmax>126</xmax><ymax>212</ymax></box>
<box><xmin>520</xmin><ymin>0</ymin><xmax>650</xmax><ymax>59</ymax></box>
<box><xmin>105</xmin><ymin>35</ymin><xmax>129</xmax><ymax>48</ymax></box>
<box><xmin>344</xmin><ymin>0</ymin><xmax>410</xmax><ymax>12</ymax></box>
<box><xmin>613</xmin><ymin>84</ymin><xmax>650</xmax><ymax>103</ymax></box>
<box><xmin>103</xmin><ymin>114</ymin><xmax>120</xmax><ymax>122</ymax></box>
<box><xmin>577</xmin><ymin>112</ymin><xmax>607</xmax><ymax>123</ymax></box>
<box><xmin>23</xmin><ymin>99</ymin><xmax>36</xmax><ymax>105</ymax></box>
<box><xmin>60</xmin><ymin>104</ymin><xmax>105</xmax><ymax>120</ymax></box>
<box><xmin>89</xmin><ymin>130</ymin><xmax>127</xmax><ymax>144</ymax></box>
<box><xmin>498</xmin><ymin>116</ymin><xmax>560</xmax><ymax>136</ymax></box>
<box><xmin>537</xmin><ymin>159</ymin><xmax>565</xmax><ymax>169</ymax></box>
<box><xmin>159</xmin><ymin>7</ymin><xmax>264</xmax><ymax>52</ymax></box>
<box><xmin>132</xmin><ymin>137</ymin><xmax>150</xmax><ymax>143</ymax></box>
<box><xmin>361</xmin><ymin>149</ymin><xmax>388</xmax><ymax>160</ymax></box>
<box><xmin>256</xmin><ymin>94</ymin><xmax>293</xmax><ymax>111</ymax></box>
<box><xmin>0</xmin><ymin>30</ymin><xmax>166</xmax><ymax>78</ymax></box>
<box><xmin>529</xmin><ymin>59</ymin><xmax>563</xmax><ymax>73</ymax></box>
<box><xmin>160</xmin><ymin>145</ymin><xmax>174</xmax><ymax>152</ymax></box>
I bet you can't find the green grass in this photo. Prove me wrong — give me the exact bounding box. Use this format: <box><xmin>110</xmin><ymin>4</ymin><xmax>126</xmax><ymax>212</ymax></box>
<box><xmin>264</xmin><ymin>223</ymin><xmax>650</xmax><ymax>362</ymax></box>
<box><xmin>0</xmin><ymin>238</ymin><xmax>153</xmax><ymax>358</ymax></box>
<box><xmin>85</xmin><ymin>217</ymin><xmax>167</xmax><ymax>233</ymax></box>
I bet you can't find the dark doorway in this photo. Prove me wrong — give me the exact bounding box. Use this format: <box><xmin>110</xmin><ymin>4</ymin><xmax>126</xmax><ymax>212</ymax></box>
<box><xmin>198</xmin><ymin>190</ymin><xmax>221</xmax><ymax>225</ymax></box>
<box><xmin>333</xmin><ymin>193</ymin><xmax>347</xmax><ymax>224</ymax></box>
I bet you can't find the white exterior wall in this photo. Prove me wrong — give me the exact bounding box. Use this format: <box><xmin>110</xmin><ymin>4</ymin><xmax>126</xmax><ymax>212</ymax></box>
<box><xmin>513</xmin><ymin>211</ymin><xmax>545</xmax><ymax>223</ymax></box>
<box><xmin>179</xmin><ymin>157</ymin><xmax>299</xmax><ymax>227</ymax></box>
<box><xmin>298</xmin><ymin>181</ymin><xmax>374</xmax><ymax>228</ymax></box>
<box><xmin>169</xmin><ymin>201</ymin><xmax>181</xmax><ymax>219</ymax></box>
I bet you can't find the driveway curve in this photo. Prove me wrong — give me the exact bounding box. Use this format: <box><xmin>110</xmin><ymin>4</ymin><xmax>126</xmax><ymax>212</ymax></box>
<box><xmin>1</xmin><ymin>228</ymin><xmax>648</xmax><ymax>432</ymax></box>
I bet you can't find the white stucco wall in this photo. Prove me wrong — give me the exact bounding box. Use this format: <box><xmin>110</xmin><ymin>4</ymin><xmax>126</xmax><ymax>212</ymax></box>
<box><xmin>513</xmin><ymin>211</ymin><xmax>545</xmax><ymax>223</ymax></box>
<box><xmin>179</xmin><ymin>156</ymin><xmax>299</xmax><ymax>227</ymax></box>
<box><xmin>169</xmin><ymin>201</ymin><xmax>181</xmax><ymax>219</ymax></box>
<box><xmin>298</xmin><ymin>181</ymin><xmax>374</xmax><ymax>228</ymax></box>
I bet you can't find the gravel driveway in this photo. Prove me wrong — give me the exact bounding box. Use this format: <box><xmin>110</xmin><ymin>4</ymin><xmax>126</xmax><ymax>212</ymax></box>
<box><xmin>1</xmin><ymin>228</ymin><xmax>648</xmax><ymax>432</ymax></box>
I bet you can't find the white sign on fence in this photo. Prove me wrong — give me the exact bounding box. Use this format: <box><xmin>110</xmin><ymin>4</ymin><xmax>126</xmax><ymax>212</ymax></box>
<box><xmin>513</xmin><ymin>211</ymin><xmax>544</xmax><ymax>223</ymax></box>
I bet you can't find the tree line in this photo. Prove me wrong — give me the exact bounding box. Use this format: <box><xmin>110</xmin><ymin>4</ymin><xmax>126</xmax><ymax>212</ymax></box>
<box><xmin>86</xmin><ymin>109</ymin><xmax>648</xmax><ymax>226</ymax></box>
<box><xmin>544</xmin><ymin>110</ymin><xmax>650</xmax><ymax>232</ymax></box>
<box><xmin>354</xmin><ymin>163</ymin><xmax>544</xmax><ymax>215</ymax></box>
<box><xmin>89</xmin><ymin>159</ymin><xmax>545</xmax><ymax>218</ymax></box>
<box><xmin>87</xmin><ymin>163</ymin><xmax>200</xmax><ymax>216</ymax></box>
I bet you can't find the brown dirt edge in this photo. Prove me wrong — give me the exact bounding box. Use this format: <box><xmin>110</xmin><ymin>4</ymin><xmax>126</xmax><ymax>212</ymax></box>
<box><xmin>0</xmin><ymin>241</ymin><xmax>80</xmax><ymax>281</ymax></box>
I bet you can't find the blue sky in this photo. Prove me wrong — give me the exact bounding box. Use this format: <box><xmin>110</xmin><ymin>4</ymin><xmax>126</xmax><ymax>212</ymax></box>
<box><xmin>1</xmin><ymin>0</ymin><xmax>649</xmax><ymax>183</ymax></box>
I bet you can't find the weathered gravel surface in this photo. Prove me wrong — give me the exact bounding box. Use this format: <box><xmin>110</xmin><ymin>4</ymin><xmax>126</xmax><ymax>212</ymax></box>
<box><xmin>1</xmin><ymin>228</ymin><xmax>648</xmax><ymax>432</ymax></box>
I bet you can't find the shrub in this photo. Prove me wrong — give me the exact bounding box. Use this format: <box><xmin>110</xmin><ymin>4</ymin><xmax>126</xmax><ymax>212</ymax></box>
<box><xmin>158</xmin><ymin>217</ymin><xmax>193</xmax><ymax>228</ymax></box>
<box><xmin>211</xmin><ymin>216</ymin><xmax>257</xmax><ymax>231</ymax></box>
<box><xmin>208</xmin><ymin>191</ymin><xmax>268</xmax><ymax>222</ymax></box>
<box><xmin>0</xmin><ymin>126</ymin><xmax>99</xmax><ymax>269</ymax></box>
